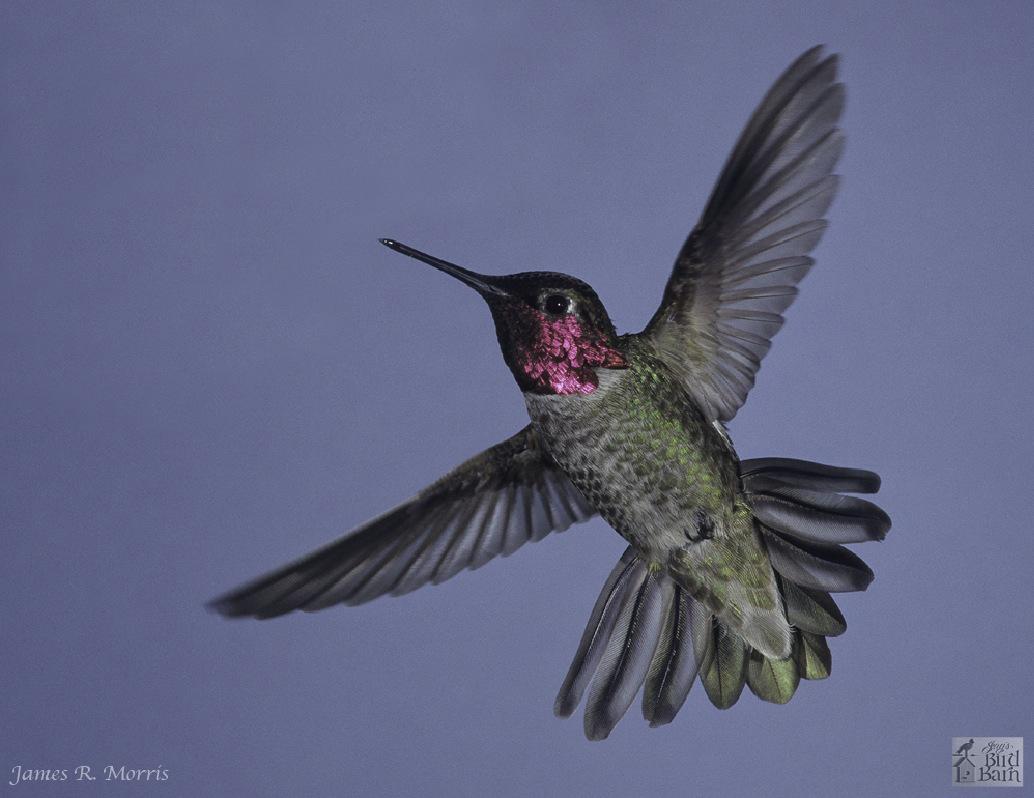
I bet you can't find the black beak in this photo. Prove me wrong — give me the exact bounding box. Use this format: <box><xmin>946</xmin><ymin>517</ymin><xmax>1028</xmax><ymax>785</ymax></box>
<box><xmin>380</xmin><ymin>239</ymin><xmax>507</xmax><ymax>297</ymax></box>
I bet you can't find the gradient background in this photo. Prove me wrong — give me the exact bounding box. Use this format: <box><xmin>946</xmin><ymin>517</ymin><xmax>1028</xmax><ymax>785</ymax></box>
<box><xmin>3</xmin><ymin>2</ymin><xmax>1032</xmax><ymax>796</ymax></box>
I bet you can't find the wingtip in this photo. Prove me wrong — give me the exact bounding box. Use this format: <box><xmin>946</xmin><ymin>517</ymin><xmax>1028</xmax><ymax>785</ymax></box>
<box><xmin>205</xmin><ymin>585</ymin><xmax>277</xmax><ymax>620</ymax></box>
<box><xmin>205</xmin><ymin>594</ymin><xmax>239</xmax><ymax>618</ymax></box>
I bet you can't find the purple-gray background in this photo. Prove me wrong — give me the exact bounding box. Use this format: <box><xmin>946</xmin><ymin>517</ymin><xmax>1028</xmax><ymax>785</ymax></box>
<box><xmin>3</xmin><ymin>2</ymin><xmax>1032</xmax><ymax>796</ymax></box>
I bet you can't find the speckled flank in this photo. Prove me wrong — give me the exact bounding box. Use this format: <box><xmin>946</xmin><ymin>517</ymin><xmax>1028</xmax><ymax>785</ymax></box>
<box><xmin>504</xmin><ymin>305</ymin><xmax>628</xmax><ymax>395</ymax></box>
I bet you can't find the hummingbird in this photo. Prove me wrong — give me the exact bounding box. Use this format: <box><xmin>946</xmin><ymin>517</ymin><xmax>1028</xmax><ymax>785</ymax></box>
<box><xmin>211</xmin><ymin>46</ymin><xmax>890</xmax><ymax>740</ymax></box>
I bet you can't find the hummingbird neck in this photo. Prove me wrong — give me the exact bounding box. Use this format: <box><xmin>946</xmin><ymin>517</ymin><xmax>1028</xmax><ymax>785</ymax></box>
<box><xmin>501</xmin><ymin>311</ymin><xmax>628</xmax><ymax>395</ymax></box>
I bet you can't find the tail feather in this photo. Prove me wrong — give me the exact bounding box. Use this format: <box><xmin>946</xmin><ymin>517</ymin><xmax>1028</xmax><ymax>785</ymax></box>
<box><xmin>642</xmin><ymin>584</ymin><xmax>698</xmax><ymax>727</ymax></box>
<box><xmin>555</xmin><ymin>456</ymin><xmax>887</xmax><ymax>738</ymax></box>
<box><xmin>744</xmin><ymin>626</ymin><xmax>833</xmax><ymax>702</ymax></box>
<box><xmin>740</xmin><ymin>457</ymin><xmax>881</xmax><ymax>493</ymax></box>
<box><xmin>746</xmin><ymin>644</ymin><xmax>800</xmax><ymax>703</ymax></box>
<box><xmin>761</xmin><ymin>526</ymin><xmax>875</xmax><ymax>592</ymax></box>
<box><xmin>554</xmin><ymin>549</ymin><xmax>639</xmax><ymax>720</ymax></box>
<box><xmin>797</xmin><ymin>629</ymin><xmax>832</xmax><ymax>680</ymax></box>
<box><xmin>641</xmin><ymin>582</ymin><xmax>698</xmax><ymax>727</ymax></box>
<box><xmin>750</xmin><ymin>487</ymin><xmax>889</xmax><ymax>545</ymax></box>
<box><xmin>692</xmin><ymin>605</ymin><xmax>748</xmax><ymax>709</ymax></box>
<box><xmin>778</xmin><ymin>575</ymin><xmax>847</xmax><ymax>637</ymax></box>
<box><xmin>583</xmin><ymin>565</ymin><xmax>672</xmax><ymax>741</ymax></box>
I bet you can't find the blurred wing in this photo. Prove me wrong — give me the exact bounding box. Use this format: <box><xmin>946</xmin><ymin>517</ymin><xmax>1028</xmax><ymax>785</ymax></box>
<box><xmin>210</xmin><ymin>425</ymin><xmax>595</xmax><ymax>619</ymax></box>
<box><xmin>639</xmin><ymin>46</ymin><xmax>845</xmax><ymax>421</ymax></box>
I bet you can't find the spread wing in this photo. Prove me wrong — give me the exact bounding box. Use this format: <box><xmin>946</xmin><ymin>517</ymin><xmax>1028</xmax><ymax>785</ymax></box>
<box><xmin>209</xmin><ymin>425</ymin><xmax>595</xmax><ymax>619</ymax></box>
<box><xmin>639</xmin><ymin>46</ymin><xmax>845</xmax><ymax>421</ymax></box>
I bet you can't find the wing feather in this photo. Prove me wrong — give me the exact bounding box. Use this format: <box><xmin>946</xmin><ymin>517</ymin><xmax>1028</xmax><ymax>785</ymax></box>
<box><xmin>639</xmin><ymin>46</ymin><xmax>845</xmax><ymax>421</ymax></box>
<box><xmin>209</xmin><ymin>425</ymin><xmax>596</xmax><ymax>619</ymax></box>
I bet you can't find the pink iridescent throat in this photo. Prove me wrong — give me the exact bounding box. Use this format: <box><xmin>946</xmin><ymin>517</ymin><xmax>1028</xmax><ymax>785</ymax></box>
<box><xmin>512</xmin><ymin>312</ymin><xmax>628</xmax><ymax>395</ymax></box>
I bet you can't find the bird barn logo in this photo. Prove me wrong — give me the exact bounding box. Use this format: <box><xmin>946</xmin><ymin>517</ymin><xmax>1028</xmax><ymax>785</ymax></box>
<box><xmin>953</xmin><ymin>738</ymin><xmax>1023</xmax><ymax>787</ymax></box>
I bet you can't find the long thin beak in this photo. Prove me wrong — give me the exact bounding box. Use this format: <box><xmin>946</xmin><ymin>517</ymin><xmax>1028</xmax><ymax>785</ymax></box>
<box><xmin>379</xmin><ymin>239</ymin><xmax>508</xmax><ymax>297</ymax></box>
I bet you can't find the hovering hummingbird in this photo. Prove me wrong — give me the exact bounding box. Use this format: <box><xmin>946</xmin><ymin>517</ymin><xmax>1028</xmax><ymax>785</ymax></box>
<box><xmin>211</xmin><ymin>46</ymin><xmax>890</xmax><ymax>740</ymax></box>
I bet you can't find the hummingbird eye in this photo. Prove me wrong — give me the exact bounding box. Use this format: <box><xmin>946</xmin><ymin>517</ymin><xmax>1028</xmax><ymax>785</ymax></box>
<box><xmin>541</xmin><ymin>293</ymin><xmax>571</xmax><ymax>316</ymax></box>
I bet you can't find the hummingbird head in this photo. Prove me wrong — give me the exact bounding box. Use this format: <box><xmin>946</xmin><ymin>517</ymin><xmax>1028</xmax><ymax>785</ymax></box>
<box><xmin>381</xmin><ymin>239</ymin><xmax>628</xmax><ymax>395</ymax></box>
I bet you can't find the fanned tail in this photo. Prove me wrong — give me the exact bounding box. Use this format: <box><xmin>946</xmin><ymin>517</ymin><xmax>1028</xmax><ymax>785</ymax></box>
<box><xmin>555</xmin><ymin>457</ymin><xmax>889</xmax><ymax>739</ymax></box>
<box><xmin>738</xmin><ymin>456</ymin><xmax>888</xmax><ymax>703</ymax></box>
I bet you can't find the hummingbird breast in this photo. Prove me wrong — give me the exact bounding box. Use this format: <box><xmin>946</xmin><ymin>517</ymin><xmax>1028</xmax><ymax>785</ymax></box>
<box><xmin>524</xmin><ymin>339</ymin><xmax>791</xmax><ymax>658</ymax></box>
<box><xmin>524</xmin><ymin>342</ymin><xmax>742</xmax><ymax>556</ymax></box>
